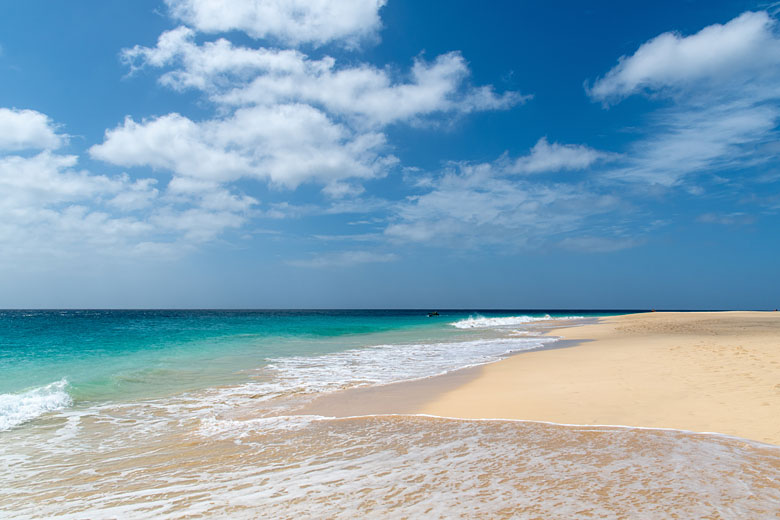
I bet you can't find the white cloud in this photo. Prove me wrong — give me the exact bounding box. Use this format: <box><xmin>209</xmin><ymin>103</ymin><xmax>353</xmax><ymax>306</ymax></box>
<box><xmin>510</xmin><ymin>137</ymin><xmax>612</xmax><ymax>174</ymax></box>
<box><xmin>385</xmin><ymin>160</ymin><xmax>621</xmax><ymax>248</ymax></box>
<box><xmin>0</xmin><ymin>110</ymin><xmax>256</xmax><ymax>264</ymax></box>
<box><xmin>122</xmin><ymin>26</ymin><xmax>308</xmax><ymax>92</ymax></box>
<box><xmin>606</xmin><ymin>101</ymin><xmax>779</xmax><ymax>186</ymax></box>
<box><xmin>380</xmin><ymin>8</ymin><xmax>780</xmax><ymax>252</ymax></box>
<box><xmin>103</xmin><ymin>3</ymin><xmax>525</xmax><ymax>241</ymax></box>
<box><xmin>150</xmin><ymin>206</ymin><xmax>247</xmax><ymax>242</ymax></box>
<box><xmin>68</xmin><ymin>1</ymin><xmax>528</xmax><ymax>261</ymax></box>
<box><xmin>0</xmin><ymin>152</ymin><xmax>139</xmax><ymax>205</ymax></box>
<box><xmin>289</xmin><ymin>249</ymin><xmax>397</xmax><ymax>268</ymax></box>
<box><xmin>590</xmin><ymin>11</ymin><xmax>780</xmax><ymax>188</ymax></box>
<box><xmin>90</xmin><ymin>105</ymin><xmax>398</xmax><ymax>188</ymax></box>
<box><xmin>589</xmin><ymin>11</ymin><xmax>780</xmax><ymax>102</ymax></box>
<box><xmin>219</xmin><ymin>51</ymin><xmax>525</xmax><ymax>126</ymax></box>
<box><xmin>107</xmin><ymin>177</ymin><xmax>159</xmax><ymax>211</ymax></box>
<box><xmin>165</xmin><ymin>0</ymin><xmax>386</xmax><ymax>47</ymax></box>
<box><xmin>322</xmin><ymin>181</ymin><xmax>365</xmax><ymax>198</ymax></box>
<box><xmin>90</xmin><ymin>113</ymin><xmax>253</xmax><ymax>182</ymax></box>
<box><xmin>123</xmin><ymin>28</ymin><xmax>525</xmax><ymax>127</ymax></box>
<box><xmin>0</xmin><ymin>152</ymin><xmax>152</xmax><ymax>262</ymax></box>
<box><xmin>0</xmin><ymin>108</ymin><xmax>66</xmax><ymax>151</ymax></box>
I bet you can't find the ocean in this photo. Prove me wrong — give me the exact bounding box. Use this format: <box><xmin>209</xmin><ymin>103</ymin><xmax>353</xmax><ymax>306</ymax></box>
<box><xmin>1</xmin><ymin>309</ymin><xmax>778</xmax><ymax>518</ymax></box>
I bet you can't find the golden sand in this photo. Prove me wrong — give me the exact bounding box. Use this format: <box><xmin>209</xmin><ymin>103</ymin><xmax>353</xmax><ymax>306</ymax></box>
<box><xmin>418</xmin><ymin>311</ymin><xmax>780</xmax><ymax>444</ymax></box>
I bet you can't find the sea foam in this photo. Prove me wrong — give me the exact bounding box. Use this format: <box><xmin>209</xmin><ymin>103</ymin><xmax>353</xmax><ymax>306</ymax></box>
<box><xmin>187</xmin><ymin>334</ymin><xmax>558</xmax><ymax>419</ymax></box>
<box><xmin>450</xmin><ymin>314</ymin><xmax>584</xmax><ymax>329</ymax></box>
<box><xmin>257</xmin><ymin>336</ymin><xmax>556</xmax><ymax>399</ymax></box>
<box><xmin>0</xmin><ymin>379</ymin><xmax>72</xmax><ymax>431</ymax></box>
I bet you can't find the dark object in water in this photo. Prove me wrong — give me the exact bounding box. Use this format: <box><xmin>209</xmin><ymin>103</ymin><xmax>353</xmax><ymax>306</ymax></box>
<box><xmin>428</xmin><ymin>311</ymin><xmax>440</xmax><ymax>317</ymax></box>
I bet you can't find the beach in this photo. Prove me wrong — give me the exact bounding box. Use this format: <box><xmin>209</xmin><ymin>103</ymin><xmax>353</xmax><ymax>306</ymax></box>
<box><xmin>304</xmin><ymin>311</ymin><xmax>780</xmax><ymax>445</ymax></box>
<box><xmin>419</xmin><ymin>311</ymin><xmax>780</xmax><ymax>444</ymax></box>
<box><xmin>2</xmin><ymin>310</ymin><xmax>780</xmax><ymax>518</ymax></box>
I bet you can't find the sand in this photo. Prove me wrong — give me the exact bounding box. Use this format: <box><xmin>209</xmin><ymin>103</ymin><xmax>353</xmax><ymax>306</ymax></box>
<box><xmin>419</xmin><ymin>311</ymin><xmax>780</xmax><ymax>444</ymax></box>
<box><xmin>300</xmin><ymin>311</ymin><xmax>780</xmax><ymax>444</ymax></box>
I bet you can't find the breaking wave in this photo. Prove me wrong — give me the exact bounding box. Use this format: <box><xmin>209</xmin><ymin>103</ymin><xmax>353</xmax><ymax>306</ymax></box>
<box><xmin>450</xmin><ymin>315</ymin><xmax>584</xmax><ymax>329</ymax></box>
<box><xmin>0</xmin><ymin>379</ymin><xmax>72</xmax><ymax>431</ymax></box>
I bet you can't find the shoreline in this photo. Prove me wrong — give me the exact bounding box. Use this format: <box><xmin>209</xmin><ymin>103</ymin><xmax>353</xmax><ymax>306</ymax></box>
<box><xmin>293</xmin><ymin>335</ymin><xmax>586</xmax><ymax>419</ymax></box>
<box><xmin>301</xmin><ymin>311</ymin><xmax>780</xmax><ymax>445</ymax></box>
<box><xmin>321</xmin><ymin>413</ymin><xmax>780</xmax><ymax>450</ymax></box>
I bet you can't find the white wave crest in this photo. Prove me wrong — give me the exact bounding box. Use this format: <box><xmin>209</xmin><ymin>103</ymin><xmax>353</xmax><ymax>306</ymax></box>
<box><xmin>450</xmin><ymin>315</ymin><xmax>584</xmax><ymax>329</ymax></box>
<box><xmin>0</xmin><ymin>379</ymin><xmax>73</xmax><ymax>431</ymax></box>
<box><xmin>202</xmin><ymin>335</ymin><xmax>557</xmax><ymax>409</ymax></box>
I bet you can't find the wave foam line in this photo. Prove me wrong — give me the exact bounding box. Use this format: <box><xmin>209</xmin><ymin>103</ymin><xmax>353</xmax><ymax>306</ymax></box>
<box><xmin>0</xmin><ymin>379</ymin><xmax>72</xmax><ymax>431</ymax></box>
<box><xmin>194</xmin><ymin>336</ymin><xmax>557</xmax><ymax>414</ymax></box>
<box><xmin>450</xmin><ymin>315</ymin><xmax>584</xmax><ymax>329</ymax></box>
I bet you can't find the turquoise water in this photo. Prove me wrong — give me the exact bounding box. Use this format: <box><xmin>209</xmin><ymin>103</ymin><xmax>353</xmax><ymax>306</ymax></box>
<box><xmin>5</xmin><ymin>309</ymin><xmax>778</xmax><ymax>520</ymax></box>
<box><xmin>1</xmin><ymin>310</ymin><xmax>435</xmax><ymax>400</ymax></box>
<box><xmin>0</xmin><ymin>309</ymin><xmax>630</xmax><ymax>430</ymax></box>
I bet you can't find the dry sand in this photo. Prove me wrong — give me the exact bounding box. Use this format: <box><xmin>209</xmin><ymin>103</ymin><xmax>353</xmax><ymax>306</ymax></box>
<box><xmin>301</xmin><ymin>311</ymin><xmax>780</xmax><ymax>444</ymax></box>
<box><xmin>419</xmin><ymin>311</ymin><xmax>780</xmax><ymax>444</ymax></box>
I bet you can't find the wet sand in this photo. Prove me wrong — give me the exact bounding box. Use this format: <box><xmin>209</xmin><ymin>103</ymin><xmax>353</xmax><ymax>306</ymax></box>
<box><xmin>304</xmin><ymin>312</ymin><xmax>780</xmax><ymax>445</ymax></box>
<box><xmin>5</xmin><ymin>412</ymin><xmax>779</xmax><ymax>519</ymax></box>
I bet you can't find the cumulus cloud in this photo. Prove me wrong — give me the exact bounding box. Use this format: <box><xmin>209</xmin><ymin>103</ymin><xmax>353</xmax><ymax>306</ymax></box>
<box><xmin>0</xmin><ymin>108</ymin><xmax>257</xmax><ymax>264</ymax></box>
<box><xmin>381</xmin><ymin>8</ymin><xmax>780</xmax><ymax>254</ymax></box>
<box><xmin>0</xmin><ymin>151</ymin><xmax>149</xmax><ymax>261</ymax></box>
<box><xmin>90</xmin><ymin>105</ymin><xmax>397</xmax><ymax>188</ymax></box>
<box><xmin>218</xmin><ymin>51</ymin><xmax>524</xmax><ymax>126</ymax></box>
<box><xmin>0</xmin><ymin>108</ymin><xmax>66</xmax><ymax>151</ymax></box>
<box><xmin>102</xmin><ymin>12</ymin><xmax>525</xmax><ymax>204</ymax></box>
<box><xmin>588</xmin><ymin>11</ymin><xmax>780</xmax><ymax>102</ymax></box>
<box><xmin>108</xmin><ymin>177</ymin><xmax>160</xmax><ymax>211</ymax></box>
<box><xmin>123</xmin><ymin>28</ymin><xmax>525</xmax><ymax>127</ymax></box>
<box><xmin>0</xmin><ymin>152</ymin><xmax>156</xmax><ymax>207</ymax></box>
<box><xmin>165</xmin><ymin>0</ymin><xmax>386</xmax><ymax>48</ymax></box>
<box><xmin>509</xmin><ymin>137</ymin><xmax>612</xmax><ymax>174</ymax></box>
<box><xmin>104</xmin><ymin>19</ymin><xmax>524</xmax><ymax>196</ymax></box>
<box><xmin>98</xmin><ymin>0</ymin><xmax>526</xmax><ymax>244</ymax></box>
<box><xmin>82</xmin><ymin>0</ymin><xmax>531</xmax><ymax>259</ymax></box>
<box><xmin>122</xmin><ymin>26</ymin><xmax>305</xmax><ymax>92</ymax></box>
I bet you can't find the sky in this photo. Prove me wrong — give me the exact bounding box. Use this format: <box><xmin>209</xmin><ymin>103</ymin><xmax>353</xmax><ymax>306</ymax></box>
<box><xmin>0</xmin><ymin>0</ymin><xmax>778</xmax><ymax>309</ymax></box>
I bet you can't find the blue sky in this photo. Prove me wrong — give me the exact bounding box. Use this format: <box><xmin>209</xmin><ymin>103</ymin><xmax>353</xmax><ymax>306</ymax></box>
<box><xmin>0</xmin><ymin>0</ymin><xmax>778</xmax><ymax>309</ymax></box>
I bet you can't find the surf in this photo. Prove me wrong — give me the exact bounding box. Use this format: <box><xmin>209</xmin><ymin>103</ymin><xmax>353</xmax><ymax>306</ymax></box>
<box><xmin>0</xmin><ymin>379</ymin><xmax>72</xmax><ymax>431</ymax></box>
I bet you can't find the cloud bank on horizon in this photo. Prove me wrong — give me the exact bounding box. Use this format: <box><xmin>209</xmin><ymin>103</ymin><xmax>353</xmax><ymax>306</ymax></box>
<box><xmin>0</xmin><ymin>0</ymin><xmax>778</xmax><ymax>292</ymax></box>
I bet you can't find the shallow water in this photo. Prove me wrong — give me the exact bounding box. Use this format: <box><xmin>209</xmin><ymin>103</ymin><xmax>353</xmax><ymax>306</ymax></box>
<box><xmin>3</xmin><ymin>411</ymin><xmax>778</xmax><ymax>519</ymax></box>
<box><xmin>2</xmin><ymin>309</ymin><xmax>778</xmax><ymax>519</ymax></box>
<box><xmin>0</xmin><ymin>309</ymin><xmax>592</xmax><ymax>429</ymax></box>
